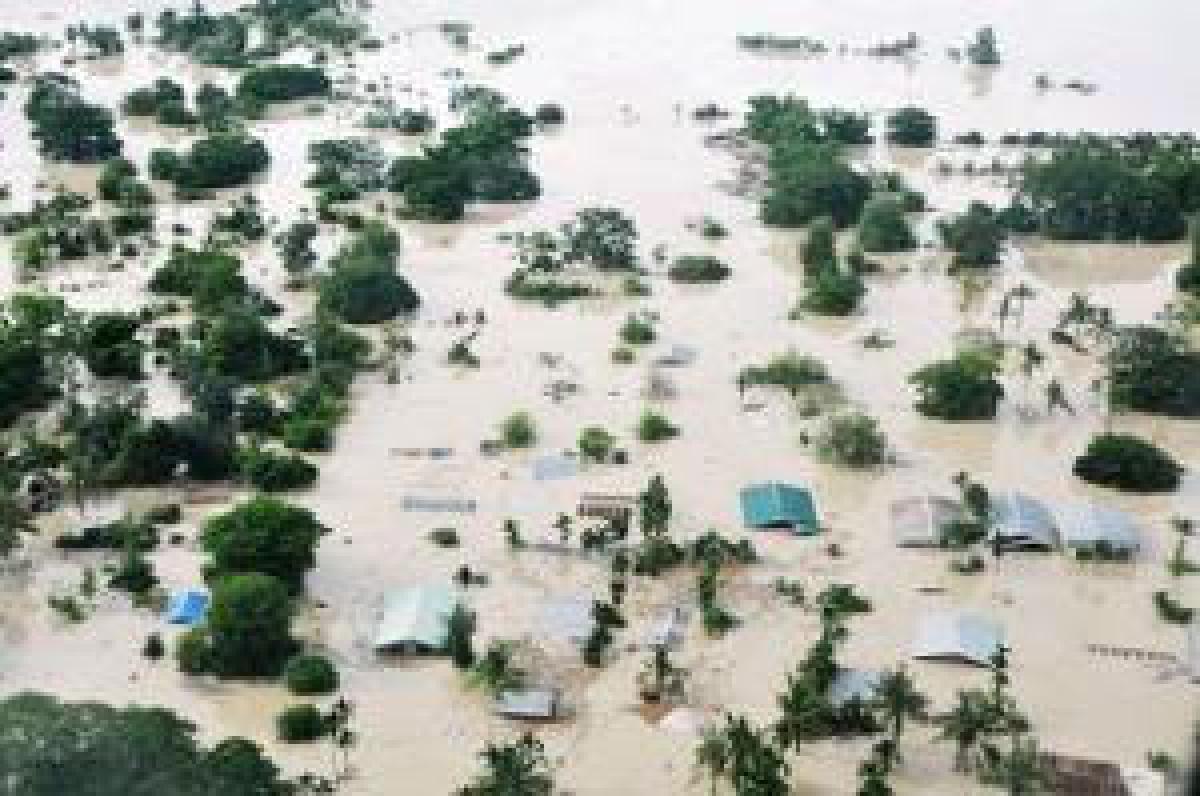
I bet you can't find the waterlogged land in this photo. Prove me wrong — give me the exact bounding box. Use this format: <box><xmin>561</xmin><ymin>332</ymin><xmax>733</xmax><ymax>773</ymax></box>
<box><xmin>0</xmin><ymin>1</ymin><xmax>1198</xmax><ymax>794</ymax></box>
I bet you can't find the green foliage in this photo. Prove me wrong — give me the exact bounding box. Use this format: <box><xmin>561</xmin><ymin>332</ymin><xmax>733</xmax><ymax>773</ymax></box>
<box><xmin>237</xmin><ymin>64</ymin><xmax>330</xmax><ymax>107</ymax></box>
<box><xmin>910</xmin><ymin>352</ymin><xmax>1004</xmax><ymax>420</ymax></box>
<box><xmin>966</xmin><ymin>26</ymin><xmax>1002</xmax><ymax>66</ymax></box>
<box><xmin>446</xmin><ymin>602</ymin><xmax>477</xmax><ymax>669</ymax></box>
<box><xmin>1019</xmin><ymin>142</ymin><xmax>1189</xmax><ymax>242</ymax></box>
<box><xmin>458</xmin><ymin>733</ymin><xmax>554</xmax><ymax>796</ymax></box>
<box><xmin>107</xmin><ymin>544</ymin><xmax>158</xmax><ymax>594</ymax></box>
<box><xmin>740</xmin><ymin>351</ymin><xmax>829</xmax><ymax>391</ymax></box>
<box><xmin>151</xmin><ymin>134</ymin><xmax>270</xmax><ymax>197</ymax></box>
<box><xmin>938</xmin><ymin>202</ymin><xmax>1006</xmax><ymax>269</ymax></box>
<box><xmin>763</xmin><ymin>142</ymin><xmax>871</xmax><ymax>228</ymax></box>
<box><xmin>238</xmin><ymin>445</ymin><xmax>319</xmax><ymax>492</ymax></box>
<box><xmin>1154</xmin><ymin>591</ymin><xmax>1194</xmax><ymax>624</ymax></box>
<box><xmin>799</xmin><ymin>266</ymin><xmax>866</xmax><ymax>316</ymax></box>
<box><xmin>0</xmin><ymin>693</ymin><xmax>292</xmax><ymax>795</ymax></box>
<box><xmin>149</xmin><ymin>246</ymin><xmax>249</xmax><ymax>314</ymax></box>
<box><xmin>318</xmin><ymin>223</ymin><xmax>419</xmax><ymax>323</ymax></box>
<box><xmin>1106</xmin><ymin>326</ymin><xmax>1200</xmax><ymax>416</ymax></box>
<box><xmin>578</xmin><ymin>426</ymin><xmax>616</xmax><ymax>461</ymax></box>
<box><xmin>468</xmin><ymin>640</ymin><xmax>526</xmax><ymax>696</ymax></box>
<box><xmin>637</xmin><ymin>410</ymin><xmax>679</xmax><ymax>443</ymax></box>
<box><xmin>276</xmin><ymin>704</ymin><xmax>326</xmax><ymax>743</ymax></box>
<box><xmin>856</xmin><ymin>196</ymin><xmax>915</xmax><ymax>253</ymax></box>
<box><xmin>1176</xmin><ymin>220</ymin><xmax>1200</xmax><ymax>296</ymax></box>
<box><xmin>817</xmin><ymin>412</ymin><xmax>887</xmax><ymax>468</ymax></box>
<box><xmin>745</xmin><ymin>95</ymin><xmax>871</xmax><ymax>147</ymax></box>
<box><xmin>1073</xmin><ymin>433</ymin><xmax>1182</xmax><ymax>493</ymax></box>
<box><xmin>668</xmin><ymin>255</ymin><xmax>730</xmax><ymax>283</ymax></box>
<box><xmin>24</xmin><ymin>76</ymin><xmax>122</xmax><ymax>163</ymax></box>
<box><xmin>80</xmin><ymin>312</ymin><xmax>144</xmax><ymax>379</ymax></box>
<box><xmin>186</xmin><ymin>303</ymin><xmax>307</xmax><ymax>383</ymax></box>
<box><xmin>802</xmin><ymin>217</ymin><xmax>837</xmax><ymax>275</ymax></box>
<box><xmin>561</xmin><ymin>208</ymin><xmax>638</xmax><ymax>269</ymax></box>
<box><xmin>701</xmin><ymin>713</ymin><xmax>791</xmax><ymax>796</ymax></box>
<box><xmin>199</xmin><ymin>573</ymin><xmax>297</xmax><ymax>678</ymax></box>
<box><xmin>619</xmin><ymin>314</ymin><xmax>656</xmax><ymax>345</ymax></box>
<box><xmin>500</xmin><ymin>411</ymin><xmax>536</xmax><ymax>449</ymax></box>
<box><xmin>201</xmin><ymin>496</ymin><xmax>328</xmax><ymax>591</ymax></box>
<box><xmin>284</xmin><ymin>654</ymin><xmax>339</xmax><ymax>695</ymax></box>
<box><xmin>886</xmin><ymin>107</ymin><xmax>937</xmax><ymax>147</ymax></box>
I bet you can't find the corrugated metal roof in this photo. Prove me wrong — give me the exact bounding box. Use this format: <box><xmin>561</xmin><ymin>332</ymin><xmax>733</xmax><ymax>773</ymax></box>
<box><xmin>912</xmin><ymin>612</ymin><xmax>1003</xmax><ymax>667</ymax></box>
<box><xmin>827</xmin><ymin>668</ymin><xmax>881</xmax><ymax>708</ymax></box>
<box><xmin>740</xmin><ymin>482</ymin><xmax>818</xmax><ymax>532</ymax></box>
<box><xmin>891</xmin><ymin>495</ymin><xmax>963</xmax><ymax>547</ymax></box>
<box><xmin>495</xmin><ymin>688</ymin><xmax>559</xmax><ymax>720</ymax></box>
<box><xmin>1059</xmin><ymin>502</ymin><xmax>1139</xmax><ymax>552</ymax></box>
<box><xmin>373</xmin><ymin>586</ymin><xmax>457</xmax><ymax>652</ymax></box>
<box><xmin>989</xmin><ymin>492</ymin><xmax>1058</xmax><ymax>549</ymax></box>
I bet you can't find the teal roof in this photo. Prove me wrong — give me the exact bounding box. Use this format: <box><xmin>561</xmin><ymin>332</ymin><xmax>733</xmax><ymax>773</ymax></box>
<box><xmin>740</xmin><ymin>482</ymin><xmax>818</xmax><ymax>532</ymax></box>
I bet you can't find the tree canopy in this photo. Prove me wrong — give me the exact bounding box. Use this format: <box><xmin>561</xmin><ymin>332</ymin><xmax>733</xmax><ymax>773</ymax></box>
<box><xmin>201</xmin><ymin>495</ymin><xmax>328</xmax><ymax>591</ymax></box>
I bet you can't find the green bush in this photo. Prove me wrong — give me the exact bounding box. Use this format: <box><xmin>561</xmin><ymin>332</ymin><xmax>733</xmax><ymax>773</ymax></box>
<box><xmin>176</xmin><ymin>626</ymin><xmax>213</xmax><ymax>675</ymax></box>
<box><xmin>277</xmin><ymin>704</ymin><xmax>327</xmax><ymax>742</ymax></box>
<box><xmin>886</xmin><ymin>106</ymin><xmax>936</xmax><ymax>146</ymax></box>
<box><xmin>501</xmin><ymin>411</ymin><xmax>536</xmax><ymax>449</ymax></box>
<box><xmin>237</xmin><ymin>65</ymin><xmax>330</xmax><ymax>106</ymax></box>
<box><xmin>284</xmin><ymin>654</ymin><xmax>339</xmax><ymax>695</ymax></box>
<box><xmin>668</xmin><ymin>255</ymin><xmax>730</xmax><ymax>283</ymax></box>
<box><xmin>636</xmin><ymin>411</ymin><xmax>678</xmax><ymax>443</ymax></box>
<box><xmin>238</xmin><ymin>446</ymin><xmax>319</xmax><ymax>492</ymax></box>
<box><xmin>817</xmin><ymin>412</ymin><xmax>887</xmax><ymax>468</ymax></box>
<box><xmin>619</xmin><ymin>315</ymin><xmax>656</xmax><ymax>345</ymax></box>
<box><xmin>1073</xmin><ymin>433</ymin><xmax>1182</xmax><ymax>493</ymax></box>
<box><xmin>856</xmin><ymin>195</ymin><xmax>915</xmax><ymax>253</ymax></box>
<box><xmin>578</xmin><ymin>426</ymin><xmax>616</xmax><ymax>461</ymax></box>
<box><xmin>910</xmin><ymin>352</ymin><xmax>1004</xmax><ymax>420</ymax></box>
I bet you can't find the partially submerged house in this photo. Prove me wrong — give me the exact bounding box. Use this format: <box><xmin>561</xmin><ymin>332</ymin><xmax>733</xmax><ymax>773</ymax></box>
<box><xmin>890</xmin><ymin>495</ymin><xmax>965</xmax><ymax>548</ymax></box>
<box><xmin>538</xmin><ymin>596</ymin><xmax>595</xmax><ymax>645</ymax></box>
<box><xmin>989</xmin><ymin>492</ymin><xmax>1059</xmax><ymax>551</ymax></box>
<box><xmin>577</xmin><ymin>493</ymin><xmax>635</xmax><ymax>521</ymax></box>
<box><xmin>740</xmin><ymin>482</ymin><xmax>818</xmax><ymax>533</ymax></box>
<box><xmin>827</xmin><ymin>668</ymin><xmax>881</xmax><ymax>708</ymax></box>
<box><xmin>1058</xmin><ymin>502</ymin><xmax>1139</xmax><ymax>558</ymax></box>
<box><xmin>912</xmin><ymin>612</ymin><xmax>1004</xmax><ymax>667</ymax></box>
<box><xmin>494</xmin><ymin>688</ymin><xmax>561</xmax><ymax>721</ymax></box>
<box><xmin>165</xmin><ymin>590</ymin><xmax>209</xmax><ymax>625</ymax></box>
<box><xmin>373</xmin><ymin>585</ymin><xmax>458</xmax><ymax>654</ymax></box>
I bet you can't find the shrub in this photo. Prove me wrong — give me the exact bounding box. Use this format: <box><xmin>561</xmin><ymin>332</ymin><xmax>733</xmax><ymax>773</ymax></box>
<box><xmin>534</xmin><ymin>103</ymin><xmax>565</xmax><ymax>125</ymax></box>
<box><xmin>740</xmin><ymin>351</ymin><xmax>829</xmax><ymax>390</ymax></box>
<box><xmin>237</xmin><ymin>65</ymin><xmax>330</xmax><ymax>106</ymax></box>
<box><xmin>176</xmin><ymin>627</ymin><xmax>213</xmax><ymax>675</ymax></box>
<box><xmin>142</xmin><ymin>632</ymin><xmax>166</xmax><ymax>660</ymax></box>
<box><xmin>636</xmin><ymin>411</ymin><xmax>678</xmax><ymax>443</ymax></box>
<box><xmin>277</xmin><ymin>704</ymin><xmax>327</xmax><ymax>742</ymax></box>
<box><xmin>1154</xmin><ymin>591</ymin><xmax>1194</xmax><ymax>624</ymax></box>
<box><xmin>910</xmin><ymin>352</ymin><xmax>1004</xmax><ymax>420</ymax></box>
<box><xmin>817</xmin><ymin>412</ymin><xmax>887</xmax><ymax>468</ymax></box>
<box><xmin>886</xmin><ymin>106</ymin><xmax>937</xmax><ymax>147</ymax></box>
<box><xmin>284</xmin><ymin>654</ymin><xmax>339</xmax><ymax>695</ymax></box>
<box><xmin>238</xmin><ymin>446</ymin><xmax>319</xmax><ymax>492</ymax></box>
<box><xmin>1073</xmin><ymin>433</ymin><xmax>1182</xmax><ymax>493</ymax></box>
<box><xmin>668</xmin><ymin>255</ymin><xmax>730</xmax><ymax>283</ymax></box>
<box><xmin>619</xmin><ymin>315</ymin><xmax>656</xmax><ymax>345</ymax></box>
<box><xmin>856</xmin><ymin>195</ymin><xmax>916</xmax><ymax>253</ymax></box>
<box><xmin>578</xmin><ymin>426</ymin><xmax>616</xmax><ymax>461</ymax></box>
<box><xmin>429</xmin><ymin>528</ymin><xmax>460</xmax><ymax>547</ymax></box>
<box><xmin>798</xmin><ymin>268</ymin><xmax>865</xmax><ymax>316</ymax></box>
<box><xmin>501</xmin><ymin>411</ymin><xmax>536</xmax><ymax>449</ymax></box>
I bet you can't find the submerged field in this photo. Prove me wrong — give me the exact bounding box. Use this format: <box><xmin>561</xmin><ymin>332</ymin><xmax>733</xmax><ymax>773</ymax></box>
<box><xmin>0</xmin><ymin>1</ymin><xmax>1198</xmax><ymax>794</ymax></box>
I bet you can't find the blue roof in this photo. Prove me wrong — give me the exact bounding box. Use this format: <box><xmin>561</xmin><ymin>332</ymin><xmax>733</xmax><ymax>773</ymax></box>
<box><xmin>166</xmin><ymin>590</ymin><xmax>209</xmax><ymax>625</ymax></box>
<box><xmin>740</xmin><ymin>482</ymin><xmax>818</xmax><ymax>532</ymax></box>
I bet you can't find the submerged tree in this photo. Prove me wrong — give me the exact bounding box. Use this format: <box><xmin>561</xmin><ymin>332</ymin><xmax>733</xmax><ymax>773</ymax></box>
<box><xmin>457</xmin><ymin>733</ymin><xmax>554</xmax><ymax>796</ymax></box>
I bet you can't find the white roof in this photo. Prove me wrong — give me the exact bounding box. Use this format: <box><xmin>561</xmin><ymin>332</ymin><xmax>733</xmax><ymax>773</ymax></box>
<box><xmin>912</xmin><ymin>612</ymin><xmax>1004</xmax><ymax>667</ymax></box>
<box><xmin>1058</xmin><ymin>502</ymin><xmax>1140</xmax><ymax>551</ymax></box>
<box><xmin>827</xmin><ymin>668</ymin><xmax>881</xmax><ymax>707</ymax></box>
<box><xmin>495</xmin><ymin>688</ymin><xmax>559</xmax><ymax>720</ymax></box>
<box><xmin>989</xmin><ymin>492</ymin><xmax>1058</xmax><ymax>549</ymax></box>
<box><xmin>373</xmin><ymin>586</ymin><xmax>457</xmax><ymax>652</ymax></box>
<box><xmin>891</xmin><ymin>495</ymin><xmax>963</xmax><ymax>547</ymax></box>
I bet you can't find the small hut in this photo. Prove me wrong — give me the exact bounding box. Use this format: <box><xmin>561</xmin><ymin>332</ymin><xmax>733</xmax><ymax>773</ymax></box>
<box><xmin>740</xmin><ymin>482</ymin><xmax>818</xmax><ymax>533</ymax></box>
<box><xmin>911</xmin><ymin>612</ymin><xmax>1003</xmax><ymax>667</ymax></box>
<box><xmin>373</xmin><ymin>586</ymin><xmax>458</xmax><ymax>655</ymax></box>
<box><xmin>989</xmin><ymin>492</ymin><xmax>1059</xmax><ymax>551</ymax></box>
<box><xmin>494</xmin><ymin>688</ymin><xmax>560</xmax><ymax>721</ymax></box>
<box><xmin>890</xmin><ymin>495</ymin><xmax>964</xmax><ymax>548</ymax></box>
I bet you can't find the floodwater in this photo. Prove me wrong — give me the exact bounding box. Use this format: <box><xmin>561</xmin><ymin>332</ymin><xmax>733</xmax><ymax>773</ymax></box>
<box><xmin>1</xmin><ymin>1</ymin><xmax>1198</xmax><ymax>793</ymax></box>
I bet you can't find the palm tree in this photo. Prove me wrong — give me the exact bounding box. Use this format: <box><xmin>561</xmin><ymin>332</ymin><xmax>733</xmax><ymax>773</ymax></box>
<box><xmin>458</xmin><ymin>733</ymin><xmax>554</xmax><ymax>796</ymax></box>
<box><xmin>719</xmin><ymin>713</ymin><xmax>790</xmax><ymax>796</ymax></box>
<box><xmin>694</xmin><ymin>727</ymin><xmax>729</xmax><ymax>796</ymax></box>
<box><xmin>934</xmin><ymin>690</ymin><xmax>991</xmax><ymax>773</ymax></box>
<box><xmin>468</xmin><ymin>640</ymin><xmax>525</xmax><ymax>696</ymax></box>
<box><xmin>856</xmin><ymin>757</ymin><xmax>893</xmax><ymax>796</ymax></box>
<box><xmin>871</xmin><ymin>666</ymin><xmax>928</xmax><ymax>753</ymax></box>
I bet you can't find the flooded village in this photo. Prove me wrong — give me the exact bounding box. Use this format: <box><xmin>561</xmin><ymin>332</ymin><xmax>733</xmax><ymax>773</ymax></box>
<box><xmin>0</xmin><ymin>1</ymin><xmax>1197</xmax><ymax>794</ymax></box>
